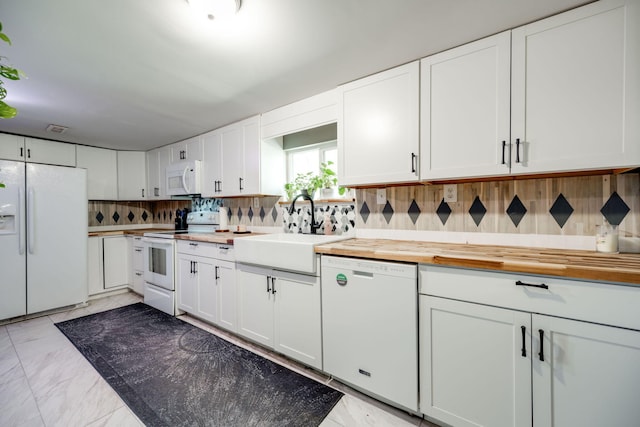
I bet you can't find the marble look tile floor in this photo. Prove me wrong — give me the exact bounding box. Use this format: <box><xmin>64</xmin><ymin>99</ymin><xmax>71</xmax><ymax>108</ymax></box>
<box><xmin>0</xmin><ymin>292</ymin><xmax>438</xmax><ymax>427</ymax></box>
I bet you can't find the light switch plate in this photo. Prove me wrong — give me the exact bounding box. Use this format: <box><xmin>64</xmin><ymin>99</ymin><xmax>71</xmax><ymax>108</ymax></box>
<box><xmin>253</xmin><ymin>197</ymin><xmax>260</xmax><ymax>208</ymax></box>
<box><xmin>376</xmin><ymin>188</ymin><xmax>387</xmax><ymax>205</ymax></box>
<box><xmin>444</xmin><ymin>184</ymin><xmax>457</xmax><ymax>203</ymax></box>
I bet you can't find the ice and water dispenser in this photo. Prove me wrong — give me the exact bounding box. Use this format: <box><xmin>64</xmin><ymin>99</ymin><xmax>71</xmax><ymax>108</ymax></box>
<box><xmin>0</xmin><ymin>204</ymin><xmax>17</xmax><ymax>235</ymax></box>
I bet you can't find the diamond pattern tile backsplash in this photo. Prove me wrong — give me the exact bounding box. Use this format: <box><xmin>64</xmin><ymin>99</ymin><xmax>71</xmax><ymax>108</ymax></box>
<box><xmin>355</xmin><ymin>173</ymin><xmax>639</xmax><ymax>239</ymax></box>
<box><xmin>88</xmin><ymin>173</ymin><xmax>638</xmax><ymax>243</ymax></box>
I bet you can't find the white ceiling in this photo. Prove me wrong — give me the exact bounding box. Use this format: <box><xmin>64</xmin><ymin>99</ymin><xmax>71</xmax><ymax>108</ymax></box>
<box><xmin>0</xmin><ymin>0</ymin><xmax>590</xmax><ymax>151</ymax></box>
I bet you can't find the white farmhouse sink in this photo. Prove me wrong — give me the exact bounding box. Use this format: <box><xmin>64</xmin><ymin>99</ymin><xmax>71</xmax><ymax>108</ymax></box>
<box><xmin>234</xmin><ymin>233</ymin><xmax>350</xmax><ymax>274</ymax></box>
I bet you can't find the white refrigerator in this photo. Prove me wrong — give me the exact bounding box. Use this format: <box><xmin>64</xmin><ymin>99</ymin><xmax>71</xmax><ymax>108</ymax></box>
<box><xmin>0</xmin><ymin>160</ymin><xmax>88</xmax><ymax>320</ymax></box>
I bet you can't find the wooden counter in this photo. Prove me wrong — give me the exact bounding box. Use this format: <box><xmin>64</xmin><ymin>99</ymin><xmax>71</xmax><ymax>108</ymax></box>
<box><xmin>315</xmin><ymin>239</ymin><xmax>640</xmax><ymax>286</ymax></box>
<box><xmin>173</xmin><ymin>232</ymin><xmax>249</xmax><ymax>245</ymax></box>
<box><xmin>88</xmin><ymin>228</ymin><xmax>172</xmax><ymax>237</ymax></box>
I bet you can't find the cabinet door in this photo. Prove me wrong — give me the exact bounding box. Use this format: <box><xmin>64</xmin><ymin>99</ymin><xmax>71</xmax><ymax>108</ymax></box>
<box><xmin>77</xmin><ymin>145</ymin><xmax>118</xmax><ymax>200</ymax></box>
<box><xmin>419</xmin><ymin>296</ymin><xmax>532</xmax><ymax>427</ymax></box>
<box><xmin>420</xmin><ymin>31</ymin><xmax>511</xmax><ymax>180</ymax></box>
<box><xmin>171</xmin><ymin>137</ymin><xmax>203</xmax><ymax>162</ymax></box>
<box><xmin>338</xmin><ymin>61</ymin><xmax>419</xmax><ymax>186</ymax></box>
<box><xmin>216</xmin><ymin>259</ymin><xmax>237</xmax><ymax>332</ymax></box>
<box><xmin>146</xmin><ymin>149</ymin><xmax>160</xmax><ymax>199</ymax></box>
<box><xmin>273</xmin><ymin>274</ymin><xmax>322</xmax><ymax>370</ymax></box>
<box><xmin>195</xmin><ymin>257</ymin><xmax>217</xmax><ymax>323</ymax></box>
<box><xmin>236</xmin><ymin>266</ymin><xmax>274</xmax><ymax>346</ymax></box>
<box><xmin>220</xmin><ymin>123</ymin><xmax>244</xmax><ymax>196</ymax></box>
<box><xmin>117</xmin><ymin>151</ymin><xmax>147</xmax><ymax>200</ymax></box>
<box><xmin>177</xmin><ymin>254</ymin><xmax>197</xmax><ymax>313</ymax></box>
<box><xmin>239</xmin><ymin>117</ymin><xmax>260</xmax><ymax>195</ymax></box>
<box><xmin>511</xmin><ymin>0</ymin><xmax>640</xmax><ymax>174</ymax></box>
<box><xmin>532</xmin><ymin>315</ymin><xmax>640</xmax><ymax>427</ymax></box>
<box><xmin>87</xmin><ymin>236</ymin><xmax>104</xmax><ymax>295</ymax></box>
<box><xmin>24</xmin><ymin>137</ymin><xmax>76</xmax><ymax>166</ymax></box>
<box><xmin>0</xmin><ymin>133</ymin><xmax>24</xmax><ymax>161</ymax></box>
<box><xmin>103</xmin><ymin>236</ymin><xmax>129</xmax><ymax>289</ymax></box>
<box><xmin>201</xmin><ymin>130</ymin><xmax>222</xmax><ymax>197</ymax></box>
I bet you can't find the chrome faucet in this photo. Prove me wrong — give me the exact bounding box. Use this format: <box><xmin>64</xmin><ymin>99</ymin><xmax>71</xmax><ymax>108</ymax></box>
<box><xmin>288</xmin><ymin>192</ymin><xmax>318</xmax><ymax>234</ymax></box>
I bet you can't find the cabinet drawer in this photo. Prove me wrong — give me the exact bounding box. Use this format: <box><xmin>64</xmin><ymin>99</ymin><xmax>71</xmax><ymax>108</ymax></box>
<box><xmin>215</xmin><ymin>244</ymin><xmax>235</xmax><ymax>262</ymax></box>
<box><xmin>419</xmin><ymin>265</ymin><xmax>640</xmax><ymax>331</ymax></box>
<box><xmin>176</xmin><ymin>240</ymin><xmax>218</xmax><ymax>258</ymax></box>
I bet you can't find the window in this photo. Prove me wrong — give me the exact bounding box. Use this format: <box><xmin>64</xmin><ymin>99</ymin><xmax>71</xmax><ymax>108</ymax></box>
<box><xmin>286</xmin><ymin>140</ymin><xmax>338</xmax><ymax>184</ymax></box>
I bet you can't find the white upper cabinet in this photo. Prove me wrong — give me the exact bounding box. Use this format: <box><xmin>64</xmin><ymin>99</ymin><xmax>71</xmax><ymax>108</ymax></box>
<box><xmin>171</xmin><ymin>136</ymin><xmax>203</xmax><ymax>162</ymax></box>
<box><xmin>215</xmin><ymin>115</ymin><xmax>284</xmax><ymax>197</ymax></box>
<box><xmin>117</xmin><ymin>151</ymin><xmax>147</xmax><ymax>200</ymax></box>
<box><xmin>25</xmin><ymin>137</ymin><xmax>76</xmax><ymax>166</ymax></box>
<box><xmin>511</xmin><ymin>0</ymin><xmax>640</xmax><ymax>174</ymax></box>
<box><xmin>0</xmin><ymin>133</ymin><xmax>24</xmax><ymax>161</ymax></box>
<box><xmin>338</xmin><ymin>61</ymin><xmax>420</xmax><ymax>186</ymax></box>
<box><xmin>201</xmin><ymin>129</ymin><xmax>222</xmax><ymax>197</ymax></box>
<box><xmin>146</xmin><ymin>146</ymin><xmax>171</xmax><ymax>199</ymax></box>
<box><xmin>76</xmin><ymin>145</ymin><xmax>118</xmax><ymax>200</ymax></box>
<box><xmin>420</xmin><ymin>31</ymin><xmax>511</xmax><ymax>180</ymax></box>
<box><xmin>261</xmin><ymin>89</ymin><xmax>337</xmax><ymax>140</ymax></box>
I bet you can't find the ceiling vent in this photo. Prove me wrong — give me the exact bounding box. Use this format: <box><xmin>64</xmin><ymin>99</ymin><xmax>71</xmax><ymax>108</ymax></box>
<box><xmin>46</xmin><ymin>124</ymin><xmax>69</xmax><ymax>134</ymax></box>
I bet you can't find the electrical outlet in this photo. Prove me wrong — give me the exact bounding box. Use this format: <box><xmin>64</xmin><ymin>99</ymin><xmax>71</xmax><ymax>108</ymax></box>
<box><xmin>444</xmin><ymin>184</ymin><xmax>457</xmax><ymax>203</ymax></box>
<box><xmin>253</xmin><ymin>197</ymin><xmax>260</xmax><ymax>208</ymax></box>
<box><xmin>376</xmin><ymin>188</ymin><xmax>387</xmax><ymax>205</ymax></box>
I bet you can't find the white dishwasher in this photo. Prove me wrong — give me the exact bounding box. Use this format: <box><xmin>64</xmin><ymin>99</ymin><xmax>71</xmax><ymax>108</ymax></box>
<box><xmin>321</xmin><ymin>255</ymin><xmax>418</xmax><ymax>412</ymax></box>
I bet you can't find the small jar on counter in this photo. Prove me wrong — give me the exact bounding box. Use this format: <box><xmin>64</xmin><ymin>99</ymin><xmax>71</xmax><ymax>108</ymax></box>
<box><xmin>596</xmin><ymin>219</ymin><xmax>618</xmax><ymax>253</ymax></box>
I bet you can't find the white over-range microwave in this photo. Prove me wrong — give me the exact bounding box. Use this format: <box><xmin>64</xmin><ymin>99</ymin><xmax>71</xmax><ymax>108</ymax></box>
<box><xmin>165</xmin><ymin>160</ymin><xmax>202</xmax><ymax>196</ymax></box>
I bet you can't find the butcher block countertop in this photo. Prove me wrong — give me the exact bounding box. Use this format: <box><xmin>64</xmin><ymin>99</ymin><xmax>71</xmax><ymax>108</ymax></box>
<box><xmin>88</xmin><ymin>228</ymin><xmax>171</xmax><ymax>237</ymax></box>
<box><xmin>314</xmin><ymin>239</ymin><xmax>640</xmax><ymax>286</ymax></box>
<box><xmin>173</xmin><ymin>232</ymin><xmax>246</xmax><ymax>245</ymax></box>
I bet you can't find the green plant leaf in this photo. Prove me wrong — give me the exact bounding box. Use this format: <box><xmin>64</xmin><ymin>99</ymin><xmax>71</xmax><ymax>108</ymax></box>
<box><xmin>0</xmin><ymin>33</ymin><xmax>10</xmax><ymax>45</ymax></box>
<box><xmin>0</xmin><ymin>85</ymin><xmax>6</xmax><ymax>100</ymax></box>
<box><xmin>0</xmin><ymin>100</ymin><xmax>17</xmax><ymax>118</ymax></box>
<box><xmin>0</xmin><ymin>66</ymin><xmax>20</xmax><ymax>80</ymax></box>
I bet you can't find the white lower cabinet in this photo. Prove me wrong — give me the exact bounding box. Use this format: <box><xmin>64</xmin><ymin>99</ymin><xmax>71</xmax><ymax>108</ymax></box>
<box><xmin>103</xmin><ymin>236</ymin><xmax>130</xmax><ymax>289</ymax></box>
<box><xmin>129</xmin><ymin>236</ymin><xmax>145</xmax><ymax>294</ymax></box>
<box><xmin>419</xmin><ymin>265</ymin><xmax>640</xmax><ymax>427</ymax></box>
<box><xmin>176</xmin><ymin>241</ymin><xmax>237</xmax><ymax>332</ymax></box>
<box><xmin>88</xmin><ymin>235</ymin><xmax>130</xmax><ymax>296</ymax></box>
<box><xmin>532</xmin><ymin>315</ymin><xmax>640</xmax><ymax>427</ymax></box>
<box><xmin>87</xmin><ymin>237</ymin><xmax>104</xmax><ymax>295</ymax></box>
<box><xmin>236</xmin><ymin>262</ymin><xmax>322</xmax><ymax>370</ymax></box>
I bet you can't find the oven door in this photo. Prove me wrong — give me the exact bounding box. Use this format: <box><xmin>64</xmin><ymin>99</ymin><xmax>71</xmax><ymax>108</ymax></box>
<box><xmin>142</xmin><ymin>237</ymin><xmax>175</xmax><ymax>290</ymax></box>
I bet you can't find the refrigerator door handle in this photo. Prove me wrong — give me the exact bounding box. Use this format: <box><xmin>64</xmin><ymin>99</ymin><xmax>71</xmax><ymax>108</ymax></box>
<box><xmin>27</xmin><ymin>187</ymin><xmax>35</xmax><ymax>254</ymax></box>
<box><xmin>18</xmin><ymin>188</ymin><xmax>25</xmax><ymax>254</ymax></box>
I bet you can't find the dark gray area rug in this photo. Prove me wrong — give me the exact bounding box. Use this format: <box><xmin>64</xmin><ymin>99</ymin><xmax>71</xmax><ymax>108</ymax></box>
<box><xmin>55</xmin><ymin>303</ymin><xmax>343</xmax><ymax>427</ymax></box>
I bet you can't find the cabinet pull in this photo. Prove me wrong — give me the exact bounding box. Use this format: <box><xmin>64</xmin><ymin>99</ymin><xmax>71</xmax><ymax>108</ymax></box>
<box><xmin>215</xmin><ymin>266</ymin><xmax>220</xmax><ymax>280</ymax></box>
<box><xmin>521</xmin><ymin>326</ymin><xmax>527</xmax><ymax>357</ymax></box>
<box><xmin>411</xmin><ymin>152</ymin><xmax>417</xmax><ymax>173</ymax></box>
<box><xmin>501</xmin><ymin>141</ymin><xmax>507</xmax><ymax>165</ymax></box>
<box><xmin>239</xmin><ymin>177</ymin><xmax>244</xmax><ymax>191</ymax></box>
<box><xmin>189</xmin><ymin>242</ymin><xmax>198</xmax><ymax>247</ymax></box>
<box><xmin>27</xmin><ymin>148</ymin><xmax>31</xmax><ymax>158</ymax></box>
<box><xmin>538</xmin><ymin>329</ymin><xmax>545</xmax><ymax>361</ymax></box>
<box><xmin>20</xmin><ymin>147</ymin><xmax>24</xmax><ymax>157</ymax></box>
<box><xmin>515</xmin><ymin>138</ymin><xmax>521</xmax><ymax>163</ymax></box>
<box><xmin>193</xmin><ymin>261</ymin><xmax>198</xmax><ymax>274</ymax></box>
<box><xmin>515</xmin><ymin>280</ymin><xmax>548</xmax><ymax>290</ymax></box>
<box><xmin>266</xmin><ymin>276</ymin><xmax>271</xmax><ymax>293</ymax></box>
<box><xmin>271</xmin><ymin>277</ymin><xmax>276</xmax><ymax>295</ymax></box>
<box><xmin>154</xmin><ymin>187</ymin><xmax>159</xmax><ymax>197</ymax></box>
<box><xmin>189</xmin><ymin>261</ymin><xmax>193</xmax><ymax>274</ymax></box>
<box><xmin>141</xmin><ymin>188</ymin><xmax>145</xmax><ymax>198</ymax></box>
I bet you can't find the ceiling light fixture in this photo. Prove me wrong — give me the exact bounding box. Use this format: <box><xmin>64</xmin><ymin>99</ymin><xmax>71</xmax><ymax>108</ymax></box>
<box><xmin>186</xmin><ymin>0</ymin><xmax>241</xmax><ymax>21</ymax></box>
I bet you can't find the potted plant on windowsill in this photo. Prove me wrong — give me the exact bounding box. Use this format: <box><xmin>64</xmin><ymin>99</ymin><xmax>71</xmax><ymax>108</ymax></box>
<box><xmin>284</xmin><ymin>161</ymin><xmax>351</xmax><ymax>201</ymax></box>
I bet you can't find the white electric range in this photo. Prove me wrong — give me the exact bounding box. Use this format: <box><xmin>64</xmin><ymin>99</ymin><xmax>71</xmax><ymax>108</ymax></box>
<box><xmin>142</xmin><ymin>212</ymin><xmax>220</xmax><ymax>315</ymax></box>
